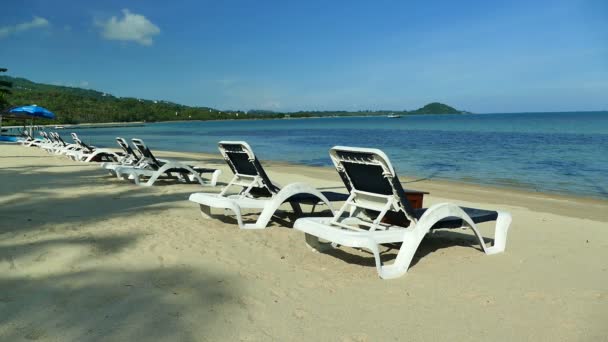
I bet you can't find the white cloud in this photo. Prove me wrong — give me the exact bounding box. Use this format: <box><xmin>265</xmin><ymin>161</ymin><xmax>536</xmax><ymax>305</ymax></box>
<box><xmin>97</xmin><ymin>9</ymin><xmax>160</xmax><ymax>46</ymax></box>
<box><xmin>0</xmin><ymin>16</ymin><xmax>50</xmax><ymax>38</ymax></box>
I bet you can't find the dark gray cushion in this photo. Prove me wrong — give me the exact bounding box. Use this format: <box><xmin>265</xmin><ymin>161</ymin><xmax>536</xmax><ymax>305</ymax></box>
<box><xmin>414</xmin><ymin>207</ymin><xmax>498</xmax><ymax>229</ymax></box>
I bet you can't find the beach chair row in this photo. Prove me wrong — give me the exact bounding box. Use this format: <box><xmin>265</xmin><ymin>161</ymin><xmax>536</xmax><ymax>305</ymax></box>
<box><xmin>23</xmin><ymin>132</ymin><xmax>222</xmax><ymax>187</ymax></box>
<box><xmin>23</xmin><ymin>133</ymin><xmax>512</xmax><ymax>279</ymax></box>
<box><xmin>22</xmin><ymin>130</ymin><xmax>121</xmax><ymax>162</ymax></box>
<box><xmin>189</xmin><ymin>141</ymin><xmax>511</xmax><ymax>279</ymax></box>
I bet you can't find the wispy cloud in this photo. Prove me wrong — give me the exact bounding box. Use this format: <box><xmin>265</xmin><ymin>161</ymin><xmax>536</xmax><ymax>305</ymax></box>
<box><xmin>0</xmin><ymin>16</ymin><xmax>50</xmax><ymax>38</ymax></box>
<box><xmin>97</xmin><ymin>9</ymin><xmax>160</xmax><ymax>46</ymax></box>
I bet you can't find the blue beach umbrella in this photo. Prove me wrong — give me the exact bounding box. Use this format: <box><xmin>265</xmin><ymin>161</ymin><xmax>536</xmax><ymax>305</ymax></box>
<box><xmin>8</xmin><ymin>105</ymin><xmax>56</xmax><ymax>120</ymax></box>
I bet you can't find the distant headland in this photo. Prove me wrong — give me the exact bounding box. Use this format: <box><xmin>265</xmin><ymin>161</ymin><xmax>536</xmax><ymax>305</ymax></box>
<box><xmin>0</xmin><ymin>75</ymin><xmax>467</xmax><ymax>124</ymax></box>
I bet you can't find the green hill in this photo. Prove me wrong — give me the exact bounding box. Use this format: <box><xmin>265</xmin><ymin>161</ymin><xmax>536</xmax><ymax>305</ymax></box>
<box><xmin>0</xmin><ymin>75</ymin><xmax>251</xmax><ymax>124</ymax></box>
<box><xmin>1</xmin><ymin>75</ymin><xmax>466</xmax><ymax>124</ymax></box>
<box><xmin>409</xmin><ymin>102</ymin><xmax>466</xmax><ymax>114</ymax></box>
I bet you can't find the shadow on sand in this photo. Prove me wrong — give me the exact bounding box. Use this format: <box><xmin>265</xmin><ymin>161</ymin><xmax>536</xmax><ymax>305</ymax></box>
<box><xmin>309</xmin><ymin>229</ymin><xmax>494</xmax><ymax>271</ymax></box>
<box><xmin>0</xmin><ymin>159</ymin><xmax>239</xmax><ymax>341</ymax></box>
<box><xmin>0</xmin><ymin>163</ymin><xmax>221</xmax><ymax>234</ymax></box>
<box><xmin>0</xmin><ymin>265</ymin><xmax>238</xmax><ymax>341</ymax></box>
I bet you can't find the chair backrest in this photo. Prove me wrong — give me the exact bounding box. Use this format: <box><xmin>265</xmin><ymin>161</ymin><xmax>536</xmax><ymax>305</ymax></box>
<box><xmin>51</xmin><ymin>132</ymin><xmax>62</xmax><ymax>144</ymax></box>
<box><xmin>329</xmin><ymin>146</ymin><xmax>416</xmax><ymax>223</ymax></box>
<box><xmin>71</xmin><ymin>133</ymin><xmax>94</xmax><ymax>152</ymax></box>
<box><xmin>218</xmin><ymin>141</ymin><xmax>280</xmax><ymax>196</ymax></box>
<box><xmin>131</xmin><ymin>138</ymin><xmax>162</xmax><ymax>169</ymax></box>
<box><xmin>115</xmin><ymin>137</ymin><xmax>138</xmax><ymax>158</ymax></box>
<box><xmin>46</xmin><ymin>132</ymin><xmax>56</xmax><ymax>143</ymax></box>
<box><xmin>39</xmin><ymin>131</ymin><xmax>49</xmax><ymax>141</ymax></box>
<box><xmin>53</xmin><ymin>132</ymin><xmax>67</xmax><ymax>146</ymax></box>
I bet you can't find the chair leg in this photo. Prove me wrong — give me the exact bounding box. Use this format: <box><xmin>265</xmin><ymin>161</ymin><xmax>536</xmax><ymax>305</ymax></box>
<box><xmin>142</xmin><ymin>171</ymin><xmax>162</xmax><ymax>186</ymax></box>
<box><xmin>199</xmin><ymin>204</ymin><xmax>213</xmax><ymax>219</ymax></box>
<box><xmin>210</xmin><ymin>169</ymin><xmax>221</xmax><ymax>186</ymax></box>
<box><xmin>132</xmin><ymin>172</ymin><xmax>142</xmax><ymax>185</ymax></box>
<box><xmin>289</xmin><ymin>202</ymin><xmax>304</xmax><ymax>216</ymax></box>
<box><xmin>484</xmin><ymin>211</ymin><xmax>512</xmax><ymax>255</ymax></box>
<box><xmin>378</xmin><ymin>234</ymin><xmax>422</xmax><ymax>279</ymax></box>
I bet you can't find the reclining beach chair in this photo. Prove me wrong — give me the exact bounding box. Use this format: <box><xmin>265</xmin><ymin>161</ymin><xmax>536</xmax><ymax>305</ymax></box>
<box><xmin>21</xmin><ymin>130</ymin><xmax>43</xmax><ymax>147</ymax></box>
<box><xmin>28</xmin><ymin>131</ymin><xmax>54</xmax><ymax>148</ymax></box>
<box><xmin>43</xmin><ymin>132</ymin><xmax>79</xmax><ymax>155</ymax></box>
<box><xmin>48</xmin><ymin>132</ymin><xmax>68</xmax><ymax>154</ymax></box>
<box><xmin>188</xmin><ymin>141</ymin><xmax>349</xmax><ymax>229</ymax></box>
<box><xmin>100</xmin><ymin>137</ymin><xmax>142</xmax><ymax>174</ymax></box>
<box><xmin>38</xmin><ymin>132</ymin><xmax>70</xmax><ymax>154</ymax></box>
<box><xmin>66</xmin><ymin>133</ymin><xmax>121</xmax><ymax>163</ymax></box>
<box><xmin>293</xmin><ymin>146</ymin><xmax>512</xmax><ymax>279</ymax></box>
<box><xmin>33</xmin><ymin>131</ymin><xmax>57</xmax><ymax>151</ymax></box>
<box><xmin>52</xmin><ymin>132</ymin><xmax>84</xmax><ymax>155</ymax></box>
<box><xmin>114</xmin><ymin>138</ymin><xmax>221</xmax><ymax>187</ymax></box>
<box><xmin>38</xmin><ymin>131</ymin><xmax>59</xmax><ymax>153</ymax></box>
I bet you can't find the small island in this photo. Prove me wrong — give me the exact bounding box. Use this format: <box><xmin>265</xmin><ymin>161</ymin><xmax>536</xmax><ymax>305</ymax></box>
<box><xmin>408</xmin><ymin>102</ymin><xmax>469</xmax><ymax>115</ymax></box>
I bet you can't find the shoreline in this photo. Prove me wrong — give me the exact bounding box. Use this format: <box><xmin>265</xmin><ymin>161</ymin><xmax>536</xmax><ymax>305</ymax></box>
<box><xmin>159</xmin><ymin>149</ymin><xmax>608</xmax><ymax>210</ymax></box>
<box><xmin>4</xmin><ymin>114</ymin><xmax>606</xmax><ymax>202</ymax></box>
<box><xmin>154</xmin><ymin>149</ymin><xmax>608</xmax><ymax>222</ymax></box>
<box><xmin>2</xmin><ymin>125</ymin><xmax>603</xmax><ymax>202</ymax></box>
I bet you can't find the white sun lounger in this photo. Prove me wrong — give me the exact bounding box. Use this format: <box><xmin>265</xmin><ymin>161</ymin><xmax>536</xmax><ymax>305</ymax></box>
<box><xmin>21</xmin><ymin>130</ymin><xmax>44</xmax><ymax>147</ymax></box>
<box><xmin>113</xmin><ymin>138</ymin><xmax>221</xmax><ymax>187</ymax></box>
<box><xmin>293</xmin><ymin>146</ymin><xmax>512</xmax><ymax>279</ymax></box>
<box><xmin>100</xmin><ymin>137</ymin><xmax>143</xmax><ymax>174</ymax></box>
<box><xmin>188</xmin><ymin>141</ymin><xmax>348</xmax><ymax>229</ymax></box>
<box><xmin>65</xmin><ymin>133</ymin><xmax>121</xmax><ymax>163</ymax></box>
<box><xmin>34</xmin><ymin>131</ymin><xmax>57</xmax><ymax>151</ymax></box>
<box><xmin>42</xmin><ymin>132</ymin><xmax>80</xmax><ymax>155</ymax></box>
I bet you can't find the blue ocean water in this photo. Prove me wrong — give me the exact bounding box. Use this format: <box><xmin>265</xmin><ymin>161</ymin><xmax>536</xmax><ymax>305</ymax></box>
<box><xmin>71</xmin><ymin>112</ymin><xmax>608</xmax><ymax>199</ymax></box>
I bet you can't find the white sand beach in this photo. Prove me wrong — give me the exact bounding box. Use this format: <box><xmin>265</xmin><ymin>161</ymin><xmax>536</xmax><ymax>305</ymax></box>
<box><xmin>1</xmin><ymin>144</ymin><xmax>607</xmax><ymax>341</ymax></box>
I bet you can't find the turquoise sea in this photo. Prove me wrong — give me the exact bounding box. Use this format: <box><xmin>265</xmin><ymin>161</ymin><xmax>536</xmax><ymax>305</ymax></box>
<box><xmin>70</xmin><ymin>112</ymin><xmax>608</xmax><ymax>199</ymax></box>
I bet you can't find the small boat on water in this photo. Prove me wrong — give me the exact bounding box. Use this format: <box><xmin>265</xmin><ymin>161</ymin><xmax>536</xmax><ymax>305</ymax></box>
<box><xmin>54</xmin><ymin>125</ymin><xmax>65</xmax><ymax>129</ymax></box>
<box><xmin>387</xmin><ymin>113</ymin><xmax>401</xmax><ymax>118</ymax></box>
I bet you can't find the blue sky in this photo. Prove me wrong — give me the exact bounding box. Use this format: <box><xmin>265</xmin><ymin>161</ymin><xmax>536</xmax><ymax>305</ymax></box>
<box><xmin>1</xmin><ymin>0</ymin><xmax>606</xmax><ymax>113</ymax></box>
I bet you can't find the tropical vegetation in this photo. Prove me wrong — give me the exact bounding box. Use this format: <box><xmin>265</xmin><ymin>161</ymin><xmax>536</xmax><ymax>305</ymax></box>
<box><xmin>0</xmin><ymin>68</ymin><xmax>11</xmax><ymax>110</ymax></box>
